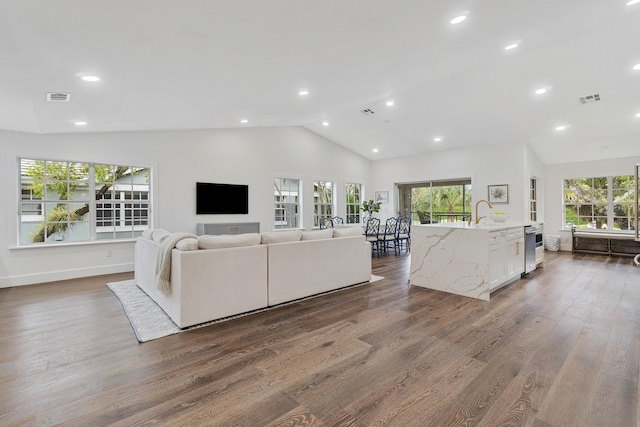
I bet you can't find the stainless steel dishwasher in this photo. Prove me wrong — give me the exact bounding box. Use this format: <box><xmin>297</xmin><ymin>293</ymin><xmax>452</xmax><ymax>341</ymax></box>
<box><xmin>523</xmin><ymin>226</ymin><xmax>537</xmax><ymax>276</ymax></box>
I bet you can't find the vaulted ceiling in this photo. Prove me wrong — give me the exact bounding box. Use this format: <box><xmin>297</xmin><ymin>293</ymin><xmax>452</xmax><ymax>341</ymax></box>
<box><xmin>1</xmin><ymin>0</ymin><xmax>639</xmax><ymax>164</ymax></box>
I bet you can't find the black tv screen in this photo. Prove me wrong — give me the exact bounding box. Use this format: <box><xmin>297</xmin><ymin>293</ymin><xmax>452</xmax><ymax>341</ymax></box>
<box><xmin>196</xmin><ymin>182</ymin><xmax>249</xmax><ymax>214</ymax></box>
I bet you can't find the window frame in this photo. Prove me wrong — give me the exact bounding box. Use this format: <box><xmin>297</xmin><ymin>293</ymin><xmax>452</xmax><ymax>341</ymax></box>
<box><xmin>530</xmin><ymin>178</ymin><xmax>537</xmax><ymax>222</ymax></box>
<box><xmin>313</xmin><ymin>180</ymin><xmax>334</xmax><ymax>228</ymax></box>
<box><xmin>18</xmin><ymin>157</ymin><xmax>151</xmax><ymax>246</ymax></box>
<box><xmin>563</xmin><ymin>175</ymin><xmax>636</xmax><ymax>232</ymax></box>
<box><xmin>345</xmin><ymin>183</ymin><xmax>363</xmax><ymax>224</ymax></box>
<box><xmin>273</xmin><ymin>177</ymin><xmax>301</xmax><ymax>230</ymax></box>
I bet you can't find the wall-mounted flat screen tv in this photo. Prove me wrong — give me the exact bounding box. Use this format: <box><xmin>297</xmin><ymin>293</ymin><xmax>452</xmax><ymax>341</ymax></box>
<box><xmin>196</xmin><ymin>182</ymin><xmax>249</xmax><ymax>214</ymax></box>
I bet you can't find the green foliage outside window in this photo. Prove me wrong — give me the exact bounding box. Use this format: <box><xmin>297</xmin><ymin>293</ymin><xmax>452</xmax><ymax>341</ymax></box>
<box><xmin>20</xmin><ymin>159</ymin><xmax>149</xmax><ymax>244</ymax></box>
<box><xmin>411</xmin><ymin>184</ymin><xmax>472</xmax><ymax>223</ymax></box>
<box><xmin>563</xmin><ymin>176</ymin><xmax>636</xmax><ymax>231</ymax></box>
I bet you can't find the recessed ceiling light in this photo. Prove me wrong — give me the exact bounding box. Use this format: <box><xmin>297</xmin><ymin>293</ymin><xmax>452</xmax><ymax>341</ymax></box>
<box><xmin>535</xmin><ymin>88</ymin><xmax>547</xmax><ymax>95</ymax></box>
<box><xmin>240</xmin><ymin>119</ymin><xmax>248</xmax><ymax>124</ymax></box>
<box><xmin>627</xmin><ymin>0</ymin><xmax>640</xmax><ymax>5</ymax></box>
<box><xmin>450</xmin><ymin>15</ymin><xmax>467</xmax><ymax>24</ymax></box>
<box><xmin>633</xmin><ymin>64</ymin><xmax>640</xmax><ymax>71</ymax></box>
<box><xmin>81</xmin><ymin>75</ymin><xmax>100</xmax><ymax>82</ymax></box>
<box><xmin>372</xmin><ymin>148</ymin><xmax>379</xmax><ymax>153</ymax></box>
<box><xmin>504</xmin><ymin>43</ymin><xmax>519</xmax><ymax>51</ymax></box>
<box><xmin>434</xmin><ymin>137</ymin><xmax>443</xmax><ymax>142</ymax></box>
<box><xmin>298</xmin><ymin>90</ymin><xmax>309</xmax><ymax>96</ymax></box>
<box><xmin>635</xmin><ymin>112</ymin><xmax>640</xmax><ymax>118</ymax></box>
<box><xmin>322</xmin><ymin>121</ymin><xmax>329</xmax><ymax>126</ymax></box>
<box><xmin>385</xmin><ymin>100</ymin><xmax>395</xmax><ymax>107</ymax></box>
<box><xmin>74</xmin><ymin>121</ymin><xmax>87</xmax><ymax>126</ymax></box>
<box><xmin>555</xmin><ymin>125</ymin><xmax>567</xmax><ymax>131</ymax></box>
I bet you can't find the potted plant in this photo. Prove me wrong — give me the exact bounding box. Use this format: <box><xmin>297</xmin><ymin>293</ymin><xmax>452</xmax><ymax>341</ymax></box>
<box><xmin>361</xmin><ymin>199</ymin><xmax>381</xmax><ymax>223</ymax></box>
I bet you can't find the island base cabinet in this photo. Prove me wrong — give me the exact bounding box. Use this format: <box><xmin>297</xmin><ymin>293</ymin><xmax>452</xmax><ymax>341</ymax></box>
<box><xmin>489</xmin><ymin>232</ymin><xmax>506</xmax><ymax>289</ymax></box>
<box><xmin>507</xmin><ymin>236</ymin><xmax>525</xmax><ymax>281</ymax></box>
<box><xmin>490</xmin><ymin>227</ymin><xmax>524</xmax><ymax>292</ymax></box>
<box><xmin>410</xmin><ymin>223</ymin><xmax>529</xmax><ymax>301</ymax></box>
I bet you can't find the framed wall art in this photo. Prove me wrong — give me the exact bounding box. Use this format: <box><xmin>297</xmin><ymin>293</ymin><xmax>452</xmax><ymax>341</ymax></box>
<box><xmin>375</xmin><ymin>191</ymin><xmax>389</xmax><ymax>204</ymax></box>
<box><xmin>488</xmin><ymin>184</ymin><xmax>508</xmax><ymax>204</ymax></box>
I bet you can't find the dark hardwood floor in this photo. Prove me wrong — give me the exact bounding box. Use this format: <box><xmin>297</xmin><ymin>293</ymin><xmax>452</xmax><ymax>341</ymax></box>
<box><xmin>1</xmin><ymin>251</ymin><xmax>640</xmax><ymax>426</ymax></box>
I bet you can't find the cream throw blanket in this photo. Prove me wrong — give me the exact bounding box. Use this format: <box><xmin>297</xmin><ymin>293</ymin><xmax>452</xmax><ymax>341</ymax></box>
<box><xmin>155</xmin><ymin>232</ymin><xmax>197</xmax><ymax>294</ymax></box>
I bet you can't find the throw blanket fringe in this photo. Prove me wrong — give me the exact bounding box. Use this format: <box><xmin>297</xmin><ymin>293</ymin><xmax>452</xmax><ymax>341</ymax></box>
<box><xmin>155</xmin><ymin>232</ymin><xmax>197</xmax><ymax>294</ymax></box>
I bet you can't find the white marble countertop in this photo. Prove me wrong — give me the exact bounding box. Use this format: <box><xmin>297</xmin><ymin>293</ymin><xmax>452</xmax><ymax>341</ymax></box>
<box><xmin>415</xmin><ymin>221</ymin><xmax>531</xmax><ymax>231</ymax></box>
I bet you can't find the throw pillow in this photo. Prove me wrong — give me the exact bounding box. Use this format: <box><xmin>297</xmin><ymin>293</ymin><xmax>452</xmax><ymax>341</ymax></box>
<box><xmin>141</xmin><ymin>228</ymin><xmax>155</xmax><ymax>240</ymax></box>
<box><xmin>333</xmin><ymin>226</ymin><xmax>365</xmax><ymax>238</ymax></box>
<box><xmin>152</xmin><ymin>229</ymin><xmax>171</xmax><ymax>243</ymax></box>
<box><xmin>198</xmin><ymin>233</ymin><xmax>262</xmax><ymax>249</ymax></box>
<box><xmin>260</xmin><ymin>230</ymin><xmax>303</xmax><ymax>244</ymax></box>
<box><xmin>301</xmin><ymin>229</ymin><xmax>333</xmax><ymax>241</ymax></box>
<box><xmin>176</xmin><ymin>238</ymin><xmax>199</xmax><ymax>251</ymax></box>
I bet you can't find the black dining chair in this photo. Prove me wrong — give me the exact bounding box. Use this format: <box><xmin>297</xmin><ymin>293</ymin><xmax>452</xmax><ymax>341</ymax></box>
<box><xmin>378</xmin><ymin>217</ymin><xmax>399</xmax><ymax>255</ymax></box>
<box><xmin>331</xmin><ymin>216</ymin><xmax>344</xmax><ymax>227</ymax></box>
<box><xmin>364</xmin><ymin>217</ymin><xmax>381</xmax><ymax>257</ymax></box>
<box><xmin>396</xmin><ymin>215</ymin><xmax>411</xmax><ymax>253</ymax></box>
<box><xmin>319</xmin><ymin>217</ymin><xmax>334</xmax><ymax>229</ymax></box>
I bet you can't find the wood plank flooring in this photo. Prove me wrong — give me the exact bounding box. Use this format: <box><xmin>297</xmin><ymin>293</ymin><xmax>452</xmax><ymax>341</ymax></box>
<box><xmin>1</xmin><ymin>251</ymin><xmax>640</xmax><ymax>426</ymax></box>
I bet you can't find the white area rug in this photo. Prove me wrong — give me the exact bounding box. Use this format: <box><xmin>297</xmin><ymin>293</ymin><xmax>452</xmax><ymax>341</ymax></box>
<box><xmin>108</xmin><ymin>275</ymin><xmax>384</xmax><ymax>343</ymax></box>
<box><xmin>107</xmin><ymin>280</ymin><xmax>181</xmax><ymax>342</ymax></box>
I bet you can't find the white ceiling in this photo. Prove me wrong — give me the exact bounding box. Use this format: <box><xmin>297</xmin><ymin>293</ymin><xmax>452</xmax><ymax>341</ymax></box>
<box><xmin>1</xmin><ymin>0</ymin><xmax>639</xmax><ymax>164</ymax></box>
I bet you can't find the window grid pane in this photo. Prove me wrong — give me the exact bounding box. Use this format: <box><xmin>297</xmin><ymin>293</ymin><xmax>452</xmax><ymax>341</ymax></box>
<box><xmin>274</xmin><ymin>178</ymin><xmax>300</xmax><ymax>229</ymax></box>
<box><xmin>345</xmin><ymin>183</ymin><xmax>362</xmax><ymax>224</ymax></box>
<box><xmin>19</xmin><ymin>158</ymin><xmax>151</xmax><ymax>245</ymax></box>
<box><xmin>530</xmin><ymin>178</ymin><xmax>537</xmax><ymax>221</ymax></box>
<box><xmin>563</xmin><ymin>175</ymin><xmax>636</xmax><ymax>231</ymax></box>
<box><xmin>314</xmin><ymin>181</ymin><xmax>334</xmax><ymax>227</ymax></box>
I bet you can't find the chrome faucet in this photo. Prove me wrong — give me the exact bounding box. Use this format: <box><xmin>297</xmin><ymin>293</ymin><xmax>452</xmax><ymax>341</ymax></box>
<box><xmin>472</xmin><ymin>199</ymin><xmax>493</xmax><ymax>224</ymax></box>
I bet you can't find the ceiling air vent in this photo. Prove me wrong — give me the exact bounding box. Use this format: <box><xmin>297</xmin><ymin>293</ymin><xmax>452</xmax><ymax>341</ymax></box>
<box><xmin>578</xmin><ymin>93</ymin><xmax>600</xmax><ymax>104</ymax></box>
<box><xmin>361</xmin><ymin>108</ymin><xmax>375</xmax><ymax>116</ymax></box>
<box><xmin>47</xmin><ymin>92</ymin><xmax>71</xmax><ymax>102</ymax></box>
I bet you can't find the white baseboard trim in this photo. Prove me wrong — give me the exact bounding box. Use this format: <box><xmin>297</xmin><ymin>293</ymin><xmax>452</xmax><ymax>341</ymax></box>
<box><xmin>0</xmin><ymin>263</ymin><xmax>134</xmax><ymax>288</ymax></box>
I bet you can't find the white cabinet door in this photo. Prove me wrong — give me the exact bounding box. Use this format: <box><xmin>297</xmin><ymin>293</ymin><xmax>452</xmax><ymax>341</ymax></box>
<box><xmin>490</xmin><ymin>227</ymin><xmax>524</xmax><ymax>292</ymax></box>
<box><xmin>535</xmin><ymin>245</ymin><xmax>544</xmax><ymax>266</ymax></box>
<box><xmin>489</xmin><ymin>231</ymin><xmax>506</xmax><ymax>289</ymax></box>
<box><xmin>507</xmin><ymin>236</ymin><xmax>525</xmax><ymax>280</ymax></box>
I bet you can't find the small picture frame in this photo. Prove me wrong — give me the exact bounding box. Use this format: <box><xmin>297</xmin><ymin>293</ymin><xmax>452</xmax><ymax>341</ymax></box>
<box><xmin>375</xmin><ymin>191</ymin><xmax>389</xmax><ymax>204</ymax></box>
<box><xmin>488</xmin><ymin>184</ymin><xmax>509</xmax><ymax>204</ymax></box>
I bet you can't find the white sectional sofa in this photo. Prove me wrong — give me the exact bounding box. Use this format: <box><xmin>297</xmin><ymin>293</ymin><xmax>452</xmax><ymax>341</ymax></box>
<box><xmin>134</xmin><ymin>227</ymin><xmax>371</xmax><ymax>328</ymax></box>
<box><xmin>267</xmin><ymin>232</ymin><xmax>372</xmax><ymax>305</ymax></box>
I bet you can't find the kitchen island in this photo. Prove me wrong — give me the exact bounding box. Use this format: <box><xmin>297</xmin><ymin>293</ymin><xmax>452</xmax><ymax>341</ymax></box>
<box><xmin>410</xmin><ymin>221</ymin><xmax>530</xmax><ymax>301</ymax></box>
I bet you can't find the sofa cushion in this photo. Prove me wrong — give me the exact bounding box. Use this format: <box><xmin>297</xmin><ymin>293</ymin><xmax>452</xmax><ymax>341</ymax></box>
<box><xmin>198</xmin><ymin>233</ymin><xmax>262</xmax><ymax>249</ymax></box>
<box><xmin>261</xmin><ymin>230</ymin><xmax>303</xmax><ymax>244</ymax></box>
<box><xmin>152</xmin><ymin>229</ymin><xmax>171</xmax><ymax>243</ymax></box>
<box><xmin>301</xmin><ymin>229</ymin><xmax>333</xmax><ymax>241</ymax></box>
<box><xmin>333</xmin><ymin>226</ymin><xmax>364</xmax><ymax>238</ymax></box>
<box><xmin>175</xmin><ymin>237</ymin><xmax>199</xmax><ymax>251</ymax></box>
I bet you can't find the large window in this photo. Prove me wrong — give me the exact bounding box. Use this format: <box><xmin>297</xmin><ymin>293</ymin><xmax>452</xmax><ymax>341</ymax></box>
<box><xmin>19</xmin><ymin>158</ymin><xmax>150</xmax><ymax>245</ymax></box>
<box><xmin>314</xmin><ymin>180</ymin><xmax>334</xmax><ymax>227</ymax></box>
<box><xmin>399</xmin><ymin>179</ymin><xmax>472</xmax><ymax>224</ymax></box>
<box><xmin>564</xmin><ymin>175</ymin><xmax>636</xmax><ymax>231</ymax></box>
<box><xmin>345</xmin><ymin>183</ymin><xmax>362</xmax><ymax>224</ymax></box>
<box><xmin>274</xmin><ymin>178</ymin><xmax>300</xmax><ymax>229</ymax></box>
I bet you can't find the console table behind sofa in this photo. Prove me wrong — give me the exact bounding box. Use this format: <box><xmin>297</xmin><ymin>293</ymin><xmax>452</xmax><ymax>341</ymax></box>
<box><xmin>197</xmin><ymin>222</ymin><xmax>260</xmax><ymax>235</ymax></box>
<box><xmin>571</xmin><ymin>228</ymin><xmax>640</xmax><ymax>257</ymax></box>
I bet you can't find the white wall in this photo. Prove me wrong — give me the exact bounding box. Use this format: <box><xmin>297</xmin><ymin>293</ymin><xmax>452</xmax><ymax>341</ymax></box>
<box><xmin>369</xmin><ymin>141</ymin><xmax>536</xmax><ymax>223</ymax></box>
<box><xmin>0</xmin><ymin>127</ymin><xmax>371</xmax><ymax>287</ymax></box>
<box><xmin>544</xmin><ymin>156</ymin><xmax>640</xmax><ymax>251</ymax></box>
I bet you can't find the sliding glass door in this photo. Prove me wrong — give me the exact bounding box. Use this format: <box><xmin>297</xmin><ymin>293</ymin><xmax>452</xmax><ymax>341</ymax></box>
<box><xmin>398</xmin><ymin>179</ymin><xmax>472</xmax><ymax>224</ymax></box>
<box><xmin>633</xmin><ymin>163</ymin><xmax>640</xmax><ymax>241</ymax></box>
